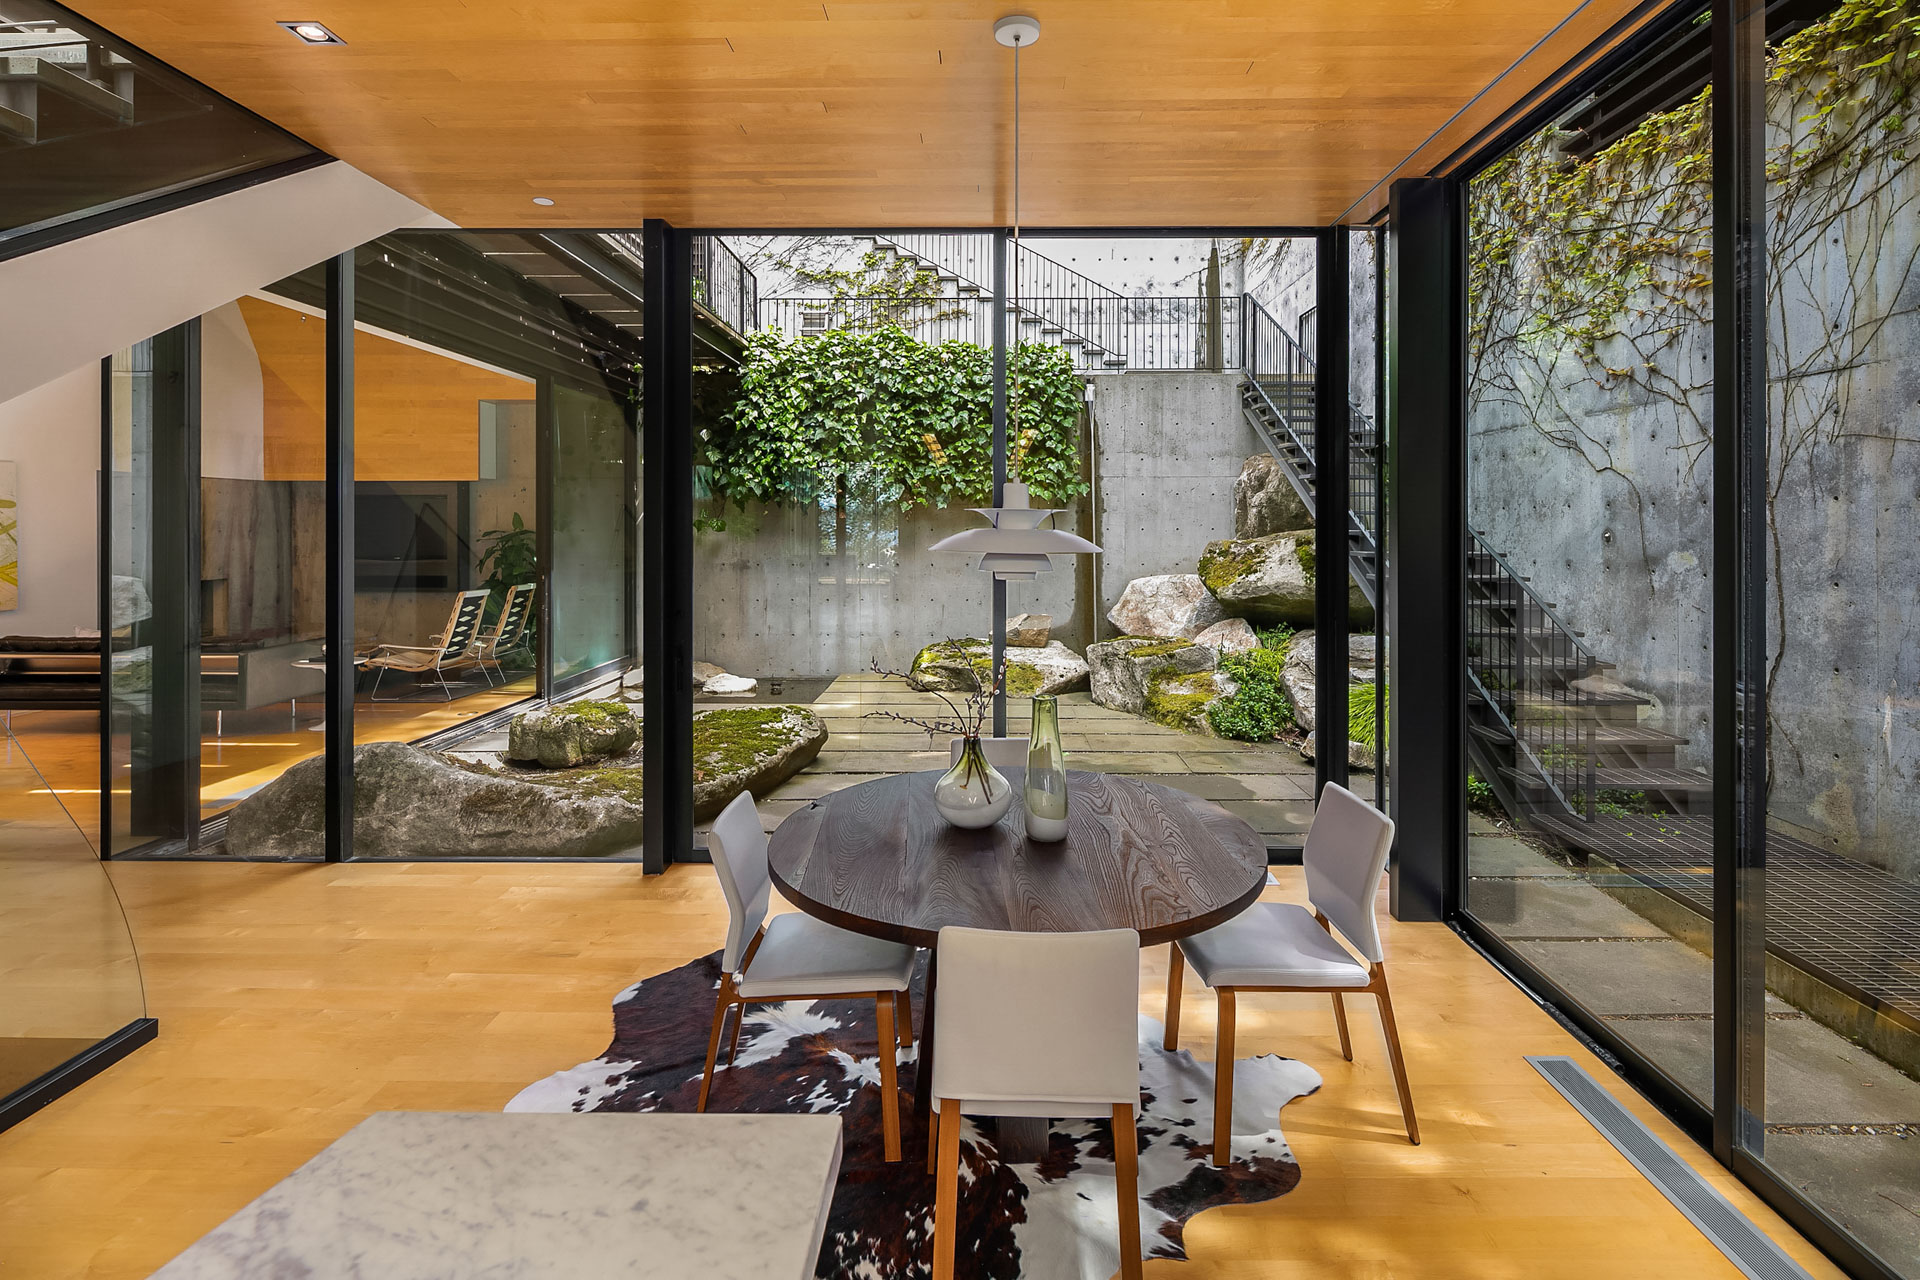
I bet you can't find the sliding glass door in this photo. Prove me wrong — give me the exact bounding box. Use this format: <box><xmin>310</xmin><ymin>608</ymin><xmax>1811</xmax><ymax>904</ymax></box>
<box><xmin>1450</xmin><ymin>2</ymin><xmax>1920</xmax><ymax>1275</ymax></box>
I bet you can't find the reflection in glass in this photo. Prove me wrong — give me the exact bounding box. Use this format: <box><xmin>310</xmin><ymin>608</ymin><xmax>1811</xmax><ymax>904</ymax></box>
<box><xmin>0</xmin><ymin>726</ymin><xmax>146</xmax><ymax>1098</ymax></box>
<box><xmin>1461</xmin><ymin>43</ymin><xmax>1716</xmax><ymax>1103</ymax></box>
<box><xmin>1749</xmin><ymin>6</ymin><xmax>1920</xmax><ymax>1272</ymax></box>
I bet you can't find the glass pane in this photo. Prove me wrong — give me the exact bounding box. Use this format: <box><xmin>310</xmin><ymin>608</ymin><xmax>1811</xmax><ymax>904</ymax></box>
<box><xmin>1349</xmin><ymin>227</ymin><xmax>1386</xmax><ymax>805</ymax></box>
<box><xmin>0</xmin><ymin>727</ymin><xmax>145</xmax><ymax>1094</ymax></box>
<box><xmin>343</xmin><ymin>231</ymin><xmax>639</xmax><ymax>859</ymax></box>
<box><xmin>0</xmin><ymin>1</ymin><xmax>314</xmax><ymax>246</ymax></box>
<box><xmin>549</xmin><ymin>381</ymin><xmax>631</xmax><ymax>686</ymax></box>
<box><xmin>1462</xmin><ymin>38</ymin><xmax>1716</xmax><ymax>1104</ymax></box>
<box><xmin>1749</xmin><ymin>3</ymin><xmax>1920</xmax><ymax>1271</ymax></box>
<box><xmin>697</xmin><ymin>233</ymin><xmax>1324</xmax><ymax>848</ymax></box>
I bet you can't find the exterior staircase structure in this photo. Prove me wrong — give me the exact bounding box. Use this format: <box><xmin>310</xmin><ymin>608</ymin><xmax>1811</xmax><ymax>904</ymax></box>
<box><xmin>1238</xmin><ymin>296</ymin><xmax>1920</xmax><ymax>1052</ymax></box>
<box><xmin>0</xmin><ymin>21</ymin><xmax>196</xmax><ymax>149</ymax></box>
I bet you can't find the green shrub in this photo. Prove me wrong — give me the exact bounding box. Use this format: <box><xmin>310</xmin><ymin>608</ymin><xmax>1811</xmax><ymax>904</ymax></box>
<box><xmin>1206</xmin><ymin>648</ymin><xmax>1294</xmax><ymax>741</ymax></box>
<box><xmin>1256</xmin><ymin>623</ymin><xmax>1294</xmax><ymax>658</ymax></box>
<box><xmin>1348</xmin><ymin>681</ymin><xmax>1386</xmax><ymax>751</ymax></box>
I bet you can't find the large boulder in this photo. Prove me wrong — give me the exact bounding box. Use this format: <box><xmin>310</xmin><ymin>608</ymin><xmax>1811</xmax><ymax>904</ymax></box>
<box><xmin>908</xmin><ymin>639</ymin><xmax>1088</xmax><ymax>697</ymax></box>
<box><xmin>1198</xmin><ymin>530</ymin><xmax>1374</xmax><ymax>627</ymax></box>
<box><xmin>692</xmin><ymin>705</ymin><xmax>829</xmax><ymax>820</ymax></box>
<box><xmin>507</xmin><ymin>700</ymin><xmax>640</xmax><ymax>768</ymax></box>
<box><xmin>1282</xmin><ymin>630</ymin><xmax>1380</xmax><ymax>769</ymax></box>
<box><xmin>1086</xmin><ymin>637</ymin><xmax>1218</xmax><ymax>721</ymax></box>
<box><xmin>1005</xmin><ymin>612</ymin><xmax>1051</xmax><ymax>648</ymax></box>
<box><xmin>1194</xmin><ymin>617</ymin><xmax>1259</xmax><ymax>655</ymax></box>
<box><xmin>223</xmin><ymin>741</ymin><xmax>647</xmax><ymax>859</ymax></box>
<box><xmin>1105</xmin><ymin>574</ymin><xmax>1226</xmax><ymax>640</ymax></box>
<box><xmin>1234</xmin><ymin>454</ymin><xmax>1311</xmax><ymax>539</ymax></box>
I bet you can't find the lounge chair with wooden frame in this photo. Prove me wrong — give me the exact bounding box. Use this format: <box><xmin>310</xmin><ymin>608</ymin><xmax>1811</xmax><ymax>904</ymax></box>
<box><xmin>365</xmin><ymin>588</ymin><xmax>491</xmax><ymax>701</ymax></box>
<box><xmin>1165</xmin><ymin>781</ymin><xmax>1418</xmax><ymax>1160</ymax></box>
<box><xmin>698</xmin><ymin>790</ymin><xmax>918</xmax><ymax>1162</ymax></box>
<box><xmin>473</xmin><ymin>582</ymin><xmax>536</xmax><ymax>686</ymax></box>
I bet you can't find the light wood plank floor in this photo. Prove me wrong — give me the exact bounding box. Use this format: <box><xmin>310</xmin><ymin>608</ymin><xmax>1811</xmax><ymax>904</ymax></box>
<box><xmin>0</xmin><ymin>860</ymin><xmax>1845</xmax><ymax>1280</ymax></box>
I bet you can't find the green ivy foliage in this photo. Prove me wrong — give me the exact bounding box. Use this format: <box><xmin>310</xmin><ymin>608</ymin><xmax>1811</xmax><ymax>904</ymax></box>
<box><xmin>1468</xmin><ymin>0</ymin><xmax>1920</xmax><ymax>378</ymax></box>
<box><xmin>704</xmin><ymin>326</ymin><xmax>1089</xmax><ymax>512</ymax></box>
<box><xmin>1206</xmin><ymin>648</ymin><xmax>1295</xmax><ymax>741</ymax></box>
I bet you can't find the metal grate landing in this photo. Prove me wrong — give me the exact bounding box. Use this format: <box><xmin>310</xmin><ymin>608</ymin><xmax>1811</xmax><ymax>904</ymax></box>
<box><xmin>1528</xmin><ymin>1056</ymin><xmax>1815</xmax><ymax>1280</ymax></box>
<box><xmin>1531</xmin><ymin>812</ymin><xmax>1920</xmax><ymax>1036</ymax></box>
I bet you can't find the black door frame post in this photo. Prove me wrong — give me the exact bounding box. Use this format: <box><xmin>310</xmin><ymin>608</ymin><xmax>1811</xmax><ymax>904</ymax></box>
<box><xmin>324</xmin><ymin>250</ymin><xmax>356</xmax><ymax>863</ymax></box>
<box><xmin>642</xmin><ymin>219</ymin><xmax>695</xmax><ymax>875</ymax></box>
<box><xmin>139</xmin><ymin>319</ymin><xmax>202</xmax><ymax>850</ymax></box>
<box><xmin>1313</xmin><ymin>225</ymin><xmax>1353</xmax><ymax>798</ymax></box>
<box><xmin>1710</xmin><ymin>0</ymin><xmax>1768</xmax><ymax>1167</ymax></box>
<box><xmin>1384</xmin><ymin>178</ymin><xmax>1464</xmax><ymax>923</ymax></box>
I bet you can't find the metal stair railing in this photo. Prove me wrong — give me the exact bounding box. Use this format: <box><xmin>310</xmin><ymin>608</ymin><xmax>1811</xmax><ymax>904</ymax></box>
<box><xmin>874</xmin><ymin>233</ymin><xmax>1132</xmax><ymax>367</ymax></box>
<box><xmin>1235</xmin><ymin>294</ymin><xmax>1379</xmax><ymax>609</ymax></box>
<box><xmin>1464</xmin><ymin>531</ymin><xmax>1602</xmax><ymax>820</ymax></box>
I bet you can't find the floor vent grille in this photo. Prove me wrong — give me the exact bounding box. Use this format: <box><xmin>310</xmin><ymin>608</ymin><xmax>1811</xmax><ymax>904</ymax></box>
<box><xmin>1526</xmin><ymin>1056</ymin><xmax>1813</xmax><ymax>1280</ymax></box>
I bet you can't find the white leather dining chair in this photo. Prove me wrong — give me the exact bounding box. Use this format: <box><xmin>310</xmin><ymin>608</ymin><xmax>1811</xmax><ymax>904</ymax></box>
<box><xmin>700</xmin><ymin>790</ymin><xmax>919</xmax><ymax>1161</ymax></box>
<box><xmin>947</xmin><ymin>736</ymin><xmax>1029</xmax><ymax>770</ymax></box>
<box><xmin>1164</xmin><ymin>781</ymin><xmax>1417</xmax><ymax>1161</ymax></box>
<box><xmin>928</xmin><ymin>926</ymin><xmax>1143</xmax><ymax>1280</ymax></box>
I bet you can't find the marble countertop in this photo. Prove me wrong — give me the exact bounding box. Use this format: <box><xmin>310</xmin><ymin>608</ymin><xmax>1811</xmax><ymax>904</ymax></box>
<box><xmin>149</xmin><ymin>1111</ymin><xmax>843</xmax><ymax>1280</ymax></box>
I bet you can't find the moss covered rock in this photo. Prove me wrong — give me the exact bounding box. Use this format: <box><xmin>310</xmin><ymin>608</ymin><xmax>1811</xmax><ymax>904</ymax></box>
<box><xmin>907</xmin><ymin>638</ymin><xmax>1088</xmax><ymax>697</ymax></box>
<box><xmin>224</xmin><ymin>741</ymin><xmax>647</xmax><ymax>859</ymax></box>
<box><xmin>690</xmin><ymin>705</ymin><xmax>828</xmax><ymax>820</ymax></box>
<box><xmin>507</xmin><ymin>699</ymin><xmax>640</xmax><ymax>768</ymax></box>
<box><xmin>1087</xmin><ymin>636</ymin><xmax>1217</xmax><ymax>717</ymax></box>
<box><xmin>1198</xmin><ymin>530</ymin><xmax>1373</xmax><ymax>628</ymax></box>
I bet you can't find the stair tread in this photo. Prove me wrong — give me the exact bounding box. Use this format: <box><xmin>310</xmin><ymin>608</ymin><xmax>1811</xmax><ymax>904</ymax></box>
<box><xmin>0</xmin><ymin>55</ymin><xmax>134</xmax><ymax>120</ymax></box>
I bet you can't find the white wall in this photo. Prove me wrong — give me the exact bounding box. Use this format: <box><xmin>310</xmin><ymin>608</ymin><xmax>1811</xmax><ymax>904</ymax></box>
<box><xmin>0</xmin><ymin>364</ymin><xmax>100</xmax><ymax>636</ymax></box>
<box><xmin>0</xmin><ymin>161</ymin><xmax>444</xmax><ymax>406</ymax></box>
<box><xmin>199</xmin><ymin>302</ymin><xmax>266</xmax><ymax>481</ymax></box>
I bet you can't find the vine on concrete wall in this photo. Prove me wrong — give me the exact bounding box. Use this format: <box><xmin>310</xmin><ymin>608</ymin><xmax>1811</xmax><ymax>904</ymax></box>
<box><xmin>1467</xmin><ymin>0</ymin><xmax>1920</xmax><ymax>809</ymax></box>
<box><xmin>706</xmin><ymin>326</ymin><xmax>1088</xmax><ymax>513</ymax></box>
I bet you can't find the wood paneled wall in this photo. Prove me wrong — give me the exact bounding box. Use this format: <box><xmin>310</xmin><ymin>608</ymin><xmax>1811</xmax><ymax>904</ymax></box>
<box><xmin>237</xmin><ymin>297</ymin><xmax>532</xmax><ymax>483</ymax></box>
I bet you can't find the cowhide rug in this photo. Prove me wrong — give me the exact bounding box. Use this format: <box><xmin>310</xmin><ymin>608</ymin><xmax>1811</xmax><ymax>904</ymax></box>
<box><xmin>508</xmin><ymin>951</ymin><xmax>1320</xmax><ymax>1279</ymax></box>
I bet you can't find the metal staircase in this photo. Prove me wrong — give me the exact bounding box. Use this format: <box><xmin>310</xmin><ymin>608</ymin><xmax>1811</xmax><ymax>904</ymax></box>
<box><xmin>1233</xmin><ymin>294</ymin><xmax>1701</xmax><ymax>829</ymax></box>
<box><xmin>0</xmin><ymin>19</ymin><xmax>185</xmax><ymax>147</ymax></box>
<box><xmin>863</xmin><ymin>234</ymin><xmax>1135</xmax><ymax>372</ymax></box>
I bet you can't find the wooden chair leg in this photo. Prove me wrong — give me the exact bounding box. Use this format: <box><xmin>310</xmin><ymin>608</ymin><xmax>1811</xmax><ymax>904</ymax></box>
<box><xmin>1331</xmin><ymin>990</ymin><xmax>1353</xmax><ymax>1061</ymax></box>
<box><xmin>875</xmin><ymin>995</ymin><xmax>902</xmax><ymax>1162</ymax></box>
<box><xmin>1163</xmin><ymin>944</ymin><xmax>1185</xmax><ymax>1051</ymax></box>
<box><xmin>697</xmin><ymin>990</ymin><xmax>732</xmax><ymax>1112</ymax></box>
<box><xmin>1112</xmin><ymin>1102</ymin><xmax>1143</xmax><ymax>1280</ymax></box>
<box><xmin>932</xmin><ymin>1099</ymin><xmax>963</xmax><ymax>1280</ymax></box>
<box><xmin>1212</xmin><ymin>988</ymin><xmax>1236</xmax><ymax>1167</ymax></box>
<box><xmin>895</xmin><ymin>988</ymin><xmax>914</xmax><ymax>1049</ymax></box>
<box><xmin>726</xmin><ymin>1001</ymin><xmax>748</xmax><ymax>1065</ymax></box>
<box><xmin>926</xmin><ymin>1101</ymin><xmax>941</xmax><ymax>1174</ymax></box>
<box><xmin>1373</xmin><ymin>970</ymin><xmax>1420</xmax><ymax>1145</ymax></box>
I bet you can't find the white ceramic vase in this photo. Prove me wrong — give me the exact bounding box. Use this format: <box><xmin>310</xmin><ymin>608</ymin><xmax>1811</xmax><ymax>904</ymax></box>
<box><xmin>935</xmin><ymin>735</ymin><xmax>1014</xmax><ymax>829</ymax></box>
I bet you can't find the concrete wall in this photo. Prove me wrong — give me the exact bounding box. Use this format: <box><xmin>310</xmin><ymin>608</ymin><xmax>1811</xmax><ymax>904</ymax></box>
<box><xmin>1469</xmin><ymin>91</ymin><xmax>1920</xmax><ymax>881</ymax></box>
<box><xmin>692</xmin><ymin>370</ymin><xmax>1256</xmax><ymax>678</ymax></box>
<box><xmin>1090</xmin><ymin>371</ymin><xmax>1257</xmax><ymax>621</ymax></box>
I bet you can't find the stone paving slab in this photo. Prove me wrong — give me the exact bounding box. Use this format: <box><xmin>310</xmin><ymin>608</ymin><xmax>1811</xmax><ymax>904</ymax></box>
<box><xmin>1604</xmin><ymin>1015</ymin><xmax>1920</xmax><ymax>1125</ymax></box>
<box><xmin>1506</xmin><ymin>939</ymin><xmax>1791</xmax><ymax>1018</ymax></box>
<box><xmin>1464</xmin><ymin>877</ymin><xmax>1673</xmax><ymax>939</ymax></box>
<box><xmin>1762</xmin><ymin>1133</ymin><xmax>1920</xmax><ymax>1266</ymax></box>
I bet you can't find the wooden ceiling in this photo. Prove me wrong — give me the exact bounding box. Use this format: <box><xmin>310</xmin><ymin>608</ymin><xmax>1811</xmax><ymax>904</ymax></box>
<box><xmin>71</xmin><ymin>0</ymin><xmax>1658</xmax><ymax>228</ymax></box>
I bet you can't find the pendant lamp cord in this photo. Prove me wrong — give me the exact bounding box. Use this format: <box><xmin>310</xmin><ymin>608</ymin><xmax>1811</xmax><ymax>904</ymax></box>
<box><xmin>1011</xmin><ymin>35</ymin><xmax>1022</xmax><ymax>477</ymax></box>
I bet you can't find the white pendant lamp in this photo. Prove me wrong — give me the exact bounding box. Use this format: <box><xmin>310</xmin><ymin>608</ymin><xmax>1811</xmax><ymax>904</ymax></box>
<box><xmin>930</xmin><ymin>16</ymin><xmax>1100</xmax><ymax>582</ymax></box>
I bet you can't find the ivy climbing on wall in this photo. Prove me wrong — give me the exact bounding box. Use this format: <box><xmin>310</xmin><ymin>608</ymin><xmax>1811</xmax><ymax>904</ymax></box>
<box><xmin>703</xmin><ymin>326</ymin><xmax>1089</xmax><ymax>513</ymax></box>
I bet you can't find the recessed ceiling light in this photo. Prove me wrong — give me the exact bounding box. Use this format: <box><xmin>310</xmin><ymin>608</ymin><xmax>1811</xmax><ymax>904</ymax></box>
<box><xmin>278</xmin><ymin>20</ymin><xmax>344</xmax><ymax>44</ymax></box>
<box><xmin>531</xmin><ymin>197</ymin><xmax>555</xmax><ymax>207</ymax></box>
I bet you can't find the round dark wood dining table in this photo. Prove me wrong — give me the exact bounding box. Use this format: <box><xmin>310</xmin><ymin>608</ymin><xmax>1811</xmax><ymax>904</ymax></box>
<box><xmin>766</xmin><ymin>767</ymin><xmax>1269</xmax><ymax>1152</ymax></box>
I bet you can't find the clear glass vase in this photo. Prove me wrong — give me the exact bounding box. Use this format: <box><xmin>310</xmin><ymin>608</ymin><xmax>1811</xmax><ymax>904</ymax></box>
<box><xmin>1024</xmin><ymin>695</ymin><xmax>1070</xmax><ymax>841</ymax></box>
<box><xmin>934</xmin><ymin>734</ymin><xmax>1013</xmax><ymax>829</ymax></box>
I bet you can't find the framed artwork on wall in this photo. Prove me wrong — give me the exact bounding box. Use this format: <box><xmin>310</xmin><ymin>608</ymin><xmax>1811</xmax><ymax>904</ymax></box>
<box><xmin>0</xmin><ymin>460</ymin><xmax>16</xmax><ymax>611</ymax></box>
